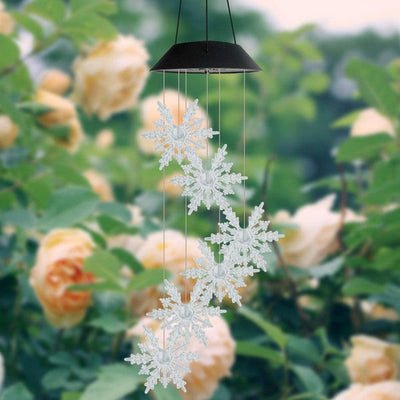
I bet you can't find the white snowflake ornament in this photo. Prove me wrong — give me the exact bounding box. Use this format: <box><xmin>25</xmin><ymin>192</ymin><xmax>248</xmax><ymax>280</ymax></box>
<box><xmin>147</xmin><ymin>280</ymin><xmax>226</xmax><ymax>345</ymax></box>
<box><xmin>182</xmin><ymin>241</ymin><xmax>258</xmax><ymax>306</ymax></box>
<box><xmin>206</xmin><ymin>203</ymin><xmax>284</xmax><ymax>271</ymax></box>
<box><xmin>142</xmin><ymin>99</ymin><xmax>218</xmax><ymax>169</ymax></box>
<box><xmin>124</xmin><ymin>326</ymin><xmax>199</xmax><ymax>393</ymax></box>
<box><xmin>170</xmin><ymin>145</ymin><xmax>246</xmax><ymax>214</ymax></box>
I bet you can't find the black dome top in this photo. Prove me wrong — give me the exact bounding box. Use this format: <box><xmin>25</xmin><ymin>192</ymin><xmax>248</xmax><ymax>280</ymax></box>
<box><xmin>151</xmin><ymin>41</ymin><xmax>261</xmax><ymax>74</ymax></box>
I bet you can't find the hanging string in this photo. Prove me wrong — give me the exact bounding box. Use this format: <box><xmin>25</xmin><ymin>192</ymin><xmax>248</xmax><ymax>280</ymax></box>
<box><xmin>218</xmin><ymin>70</ymin><xmax>221</xmax><ymax>264</ymax></box>
<box><xmin>184</xmin><ymin>70</ymin><xmax>188</xmax><ymax>303</ymax></box>
<box><xmin>162</xmin><ymin>70</ymin><xmax>166</xmax><ymax>350</ymax></box>
<box><xmin>206</xmin><ymin>71</ymin><xmax>209</xmax><ymax>166</ymax></box>
<box><xmin>243</xmin><ymin>70</ymin><xmax>246</xmax><ymax>228</ymax></box>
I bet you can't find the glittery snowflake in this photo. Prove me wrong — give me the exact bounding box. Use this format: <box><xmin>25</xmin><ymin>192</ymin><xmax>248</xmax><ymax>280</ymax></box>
<box><xmin>142</xmin><ymin>99</ymin><xmax>218</xmax><ymax>170</ymax></box>
<box><xmin>206</xmin><ymin>202</ymin><xmax>284</xmax><ymax>271</ymax></box>
<box><xmin>147</xmin><ymin>280</ymin><xmax>225</xmax><ymax>345</ymax></box>
<box><xmin>170</xmin><ymin>145</ymin><xmax>246</xmax><ymax>214</ymax></box>
<box><xmin>124</xmin><ymin>326</ymin><xmax>199</xmax><ymax>393</ymax></box>
<box><xmin>182</xmin><ymin>241</ymin><xmax>258</xmax><ymax>306</ymax></box>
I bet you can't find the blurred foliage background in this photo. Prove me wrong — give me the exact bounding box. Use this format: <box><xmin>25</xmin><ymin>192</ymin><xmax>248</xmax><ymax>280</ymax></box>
<box><xmin>1</xmin><ymin>0</ymin><xmax>400</xmax><ymax>399</ymax></box>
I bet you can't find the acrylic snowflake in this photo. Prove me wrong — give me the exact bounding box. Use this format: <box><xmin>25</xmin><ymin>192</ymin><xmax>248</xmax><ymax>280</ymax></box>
<box><xmin>170</xmin><ymin>145</ymin><xmax>246</xmax><ymax>214</ymax></box>
<box><xmin>206</xmin><ymin>202</ymin><xmax>284</xmax><ymax>271</ymax></box>
<box><xmin>124</xmin><ymin>326</ymin><xmax>199</xmax><ymax>393</ymax></box>
<box><xmin>147</xmin><ymin>279</ymin><xmax>226</xmax><ymax>345</ymax></box>
<box><xmin>182</xmin><ymin>241</ymin><xmax>258</xmax><ymax>306</ymax></box>
<box><xmin>142</xmin><ymin>99</ymin><xmax>218</xmax><ymax>169</ymax></box>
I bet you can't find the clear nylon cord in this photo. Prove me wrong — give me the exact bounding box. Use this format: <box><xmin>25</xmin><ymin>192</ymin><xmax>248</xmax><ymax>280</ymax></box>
<box><xmin>243</xmin><ymin>71</ymin><xmax>246</xmax><ymax>228</ymax></box>
<box><xmin>162</xmin><ymin>70</ymin><xmax>166</xmax><ymax>350</ymax></box>
<box><xmin>218</xmin><ymin>70</ymin><xmax>221</xmax><ymax>264</ymax></box>
<box><xmin>184</xmin><ymin>70</ymin><xmax>188</xmax><ymax>303</ymax></box>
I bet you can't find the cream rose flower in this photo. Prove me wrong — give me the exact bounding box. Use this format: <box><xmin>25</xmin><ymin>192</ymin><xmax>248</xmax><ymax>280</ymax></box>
<box><xmin>0</xmin><ymin>115</ymin><xmax>18</xmax><ymax>149</ymax></box>
<box><xmin>0</xmin><ymin>2</ymin><xmax>15</xmax><ymax>35</ymax></box>
<box><xmin>351</xmin><ymin>108</ymin><xmax>395</xmax><ymax>137</ymax></box>
<box><xmin>137</xmin><ymin>89</ymin><xmax>211</xmax><ymax>158</ymax></box>
<box><xmin>332</xmin><ymin>381</ymin><xmax>400</xmax><ymax>400</ymax></box>
<box><xmin>96</xmin><ymin>129</ymin><xmax>115</xmax><ymax>149</ymax></box>
<box><xmin>30</xmin><ymin>229</ymin><xmax>96</xmax><ymax>328</ymax></box>
<box><xmin>35</xmin><ymin>89</ymin><xmax>84</xmax><ymax>152</ymax></box>
<box><xmin>362</xmin><ymin>302</ymin><xmax>398</xmax><ymax>322</ymax></box>
<box><xmin>129</xmin><ymin>230</ymin><xmax>202</xmax><ymax>316</ymax></box>
<box><xmin>72</xmin><ymin>35</ymin><xmax>149</xmax><ymax>120</ymax></box>
<box><xmin>83</xmin><ymin>169</ymin><xmax>114</xmax><ymax>202</ymax></box>
<box><xmin>273</xmin><ymin>194</ymin><xmax>364</xmax><ymax>268</ymax></box>
<box><xmin>127</xmin><ymin>315</ymin><xmax>235</xmax><ymax>400</ymax></box>
<box><xmin>345</xmin><ymin>335</ymin><xmax>400</xmax><ymax>384</ymax></box>
<box><xmin>39</xmin><ymin>69</ymin><xmax>71</xmax><ymax>95</ymax></box>
<box><xmin>157</xmin><ymin>172</ymin><xmax>183</xmax><ymax>197</ymax></box>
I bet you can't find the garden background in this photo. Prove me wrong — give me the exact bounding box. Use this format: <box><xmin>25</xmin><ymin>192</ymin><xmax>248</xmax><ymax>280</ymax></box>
<box><xmin>1</xmin><ymin>0</ymin><xmax>400</xmax><ymax>399</ymax></box>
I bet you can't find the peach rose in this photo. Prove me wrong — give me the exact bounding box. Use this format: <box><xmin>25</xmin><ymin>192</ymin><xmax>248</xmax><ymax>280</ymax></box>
<box><xmin>30</xmin><ymin>229</ymin><xmax>96</xmax><ymax>328</ymax></box>
<box><xmin>95</xmin><ymin>129</ymin><xmax>115</xmax><ymax>149</ymax></box>
<box><xmin>362</xmin><ymin>302</ymin><xmax>398</xmax><ymax>322</ymax></box>
<box><xmin>351</xmin><ymin>108</ymin><xmax>395</xmax><ymax>137</ymax></box>
<box><xmin>83</xmin><ymin>169</ymin><xmax>114</xmax><ymax>202</ymax></box>
<box><xmin>137</xmin><ymin>89</ymin><xmax>211</xmax><ymax>158</ymax></box>
<box><xmin>0</xmin><ymin>115</ymin><xmax>18</xmax><ymax>149</ymax></box>
<box><xmin>332</xmin><ymin>381</ymin><xmax>400</xmax><ymax>400</ymax></box>
<box><xmin>345</xmin><ymin>335</ymin><xmax>400</xmax><ymax>384</ymax></box>
<box><xmin>128</xmin><ymin>315</ymin><xmax>235</xmax><ymax>400</ymax></box>
<box><xmin>273</xmin><ymin>194</ymin><xmax>364</xmax><ymax>268</ymax></box>
<box><xmin>0</xmin><ymin>2</ymin><xmax>14</xmax><ymax>35</ymax></box>
<box><xmin>72</xmin><ymin>35</ymin><xmax>149</xmax><ymax>120</ymax></box>
<box><xmin>39</xmin><ymin>69</ymin><xmax>71</xmax><ymax>95</ymax></box>
<box><xmin>35</xmin><ymin>89</ymin><xmax>84</xmax><ymax>152</ymax></box>
<box><xmin>129</xmin><ymin>230</ymin><xmax>202</xmax><ymax>316</ymax></box>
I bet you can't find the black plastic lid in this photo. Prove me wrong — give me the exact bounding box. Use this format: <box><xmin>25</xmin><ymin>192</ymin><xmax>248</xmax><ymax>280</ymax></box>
<box><xmin>151</xmin><ymin>41</ymin><xmax>262</xmax><ymax>74</ymax></box>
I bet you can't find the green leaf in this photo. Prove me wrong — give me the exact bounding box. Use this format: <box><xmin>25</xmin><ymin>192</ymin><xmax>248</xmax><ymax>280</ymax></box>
<box><xmin>235</xmin><ymin>341</ymin><xmax>284</xmax><ymax>365</ymax></box>
<box><xmin>62</xmin><ymin>14</ymin><xmax>117</xmax><ymax>42</ymax></box>
<box><xmin>50</xmin><ymin>352</ymin><xmax>77</xmax><ymax>367</ymax></box>
<box><xmin>44</xmin><ymin>124</ymin><xmax>71</xmax><ymax>141</ymax></box>
<box><xmin>346</xmin><ymin>58</ymin><xmax>399</xmax><ymax>117</ymax></box>
<box><xmin>287</xmin><ymin>335</ymin><xmax>320</xmax><ymax>364</ymax></box>
<box><xmin>299</xmin><ymin>72</ymin><xmax>330</xmax><ymax>93</ymax></box>
<box><xmin>89</xmin><ymin>314</ymin><xmax>128</xmax><ymax>334</ymax></box>
<box><xmin>309</xmin><ymin>257</ymin><xmax>344</xmax><ymax>279</ymax></box>
<box><xmin>0</xmin><ymin>383</ymin><xmax>34</xmax><ymax>400</ymax></box>
<box><xmin>97</xmin><ymin>214</ymin><xmax>138</xmax><ymax>236</ymax></box>
<box><xmin>336</xmin><ymin>133</ymin><xmax>394</xmax><ymax>162</ymax></box>
<box><xmin>111</xmin><ymin>248</ymin><xmax>144</xmax><ymax>274</ymax></box>
<box><xmin>68</xmin><ymin>281</ymin><xmax>121</xmax><ymax>292</ymax></box>
<box><xmin>331</xmin><ymin>110</ymin><xmax>362</xmax><ymax>129</ymax></box>
<box><xmin>25</xmin><ymin>0</ymin><xmax>66</xmax><ymax>24</ymax></box>
<box><xmin>0</xmin><ymin>35</ymin><xmax>20</xmax><ymax>72</ymax></box>
<box><xmin>291</xmin><ymin>365</ymin><xmax>325</xmax><ymax>395</ymax></box>
<box><xmin>11</xmin><ymin>12</ymin><xmax>44</xmax><ymax>41</ymax></box>
<box><xmin>53</xmin><ymin>164</ymin><xmax>91</xmax><ymax>187</ymax></box>
<box><xmin>2</xmin><ymin>209</ymin><xmax>37</xmax><ymax>228</ymax></box>
<box><xmin>153</xmin><ymin>384</ymin><xmax>183</xmax><ymax>400</ymax></box>
<box><xmin>238</xmin><ymin>307</ymin><xmax>287</xmax><ymax>349</ymax></box>
<box><xmin>61</xmin><ymin>393</ymin><xmax>81</xmax><ymax>400</ymax></box>
<box><xmin>126</xmin><ymin>269</ymin><xmax>167</xmax><ymax>291</ymax></box>
<box><xmin>42</xmin><ymin>368</ymin><xmax>71</xmax><ymax>391</ymax></box>
<box><xmin>38</xmin><ymin>187</ymin><xmax>99</xmax><ymax>231</ymax></box>
<box><xmin>379</xmin><ymin>284</ymin><xmax>400</xmax><ymax>315</ymax></box>
<box><xmin>342</xmin><ymin>277</ymin><xmax>385</xmax><ymax>296</ymax></box>
<box><xmin>23</xmin><ymin>174</ymin><xmax>53</xmax><ymax>209</ymax></box>
<box><xmin>96</xmin><ymin>202</ymin><xmax>131</xmax><ymax>221</ymax></box>
<box><xmin>18</xmin><ymin>102</ymin><xmax>53</xmax><ymax>115</ymax></box>
<box><xmin>373</xmin><ymin>248</ymin><xmax>400</xmax><ymax>271</ymax></box>
<box><xmin>80</xmin><ymin>364</ymin><xmax>142</xmax><ymax>400</ymax></box>
<box><xmin>70</xmin><ymin>0</ymin><xmax>117</xmax><ymax>15</ymax></box>
<box><xmin>83</xmin><ymin>249</ymin><xmax>121</xmax><ymax>286</ymax></box>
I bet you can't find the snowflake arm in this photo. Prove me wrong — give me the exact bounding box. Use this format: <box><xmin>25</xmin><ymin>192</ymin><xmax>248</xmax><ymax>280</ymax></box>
<box><xmin>142</xmin><ymin>100</ymin><xmax>219</xmax><ymax>169</ymax></box>
<box><xmin>206</xmin><ymin>203</ymin><xmax>284</xmax><ymax>271</ymax></box>
<box><xmin>147</xmin><ymin>280</ymin><xmax>226</xmax><ymax>345</ymax></box>
<box><xmin>124</xmin><ymin>326</ymin><xmax>199</xmax><ymax>393</ymax></box>
<box><xmin>182</xmin><ymin>241</ymin><xmax>258</xmax><ymax>306</ymax></box>
<box><xmin>170</xmin><ymin>145</ymin><xmax>246</xmax><ymax>215</ymax></box>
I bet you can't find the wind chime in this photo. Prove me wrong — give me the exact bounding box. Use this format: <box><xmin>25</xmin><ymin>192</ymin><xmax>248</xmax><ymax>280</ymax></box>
<box><xmin>125</xmin><ymin>0</ymin><xmax>283</xmax><ymax>393</ymax></box>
